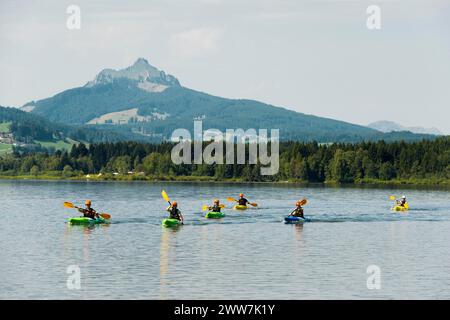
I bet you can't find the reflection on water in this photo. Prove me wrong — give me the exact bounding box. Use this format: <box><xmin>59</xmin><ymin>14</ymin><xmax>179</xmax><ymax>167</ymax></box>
<box><xmin>159</xmin><ymin>227</ymin><xmax>181</xmax><ymax>299</ymax></box>
<box><xmin>0</xmin><ymin>180</ymin><xmax>449</xmax><ymax>299</ymax></box>
<box><xmin>63</xmin><ymin>223</ymin><xmax>112</xmax><ymax>273</ymax></box>
<box><xmin>293</xmin><ymin>223</ymin><xmax>304</xmax><ymax>240</ymax></box>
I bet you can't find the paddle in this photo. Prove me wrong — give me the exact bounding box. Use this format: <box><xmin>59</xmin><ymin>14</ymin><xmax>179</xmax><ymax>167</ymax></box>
<box><xmin>389</xmin><ymin>195</ymin><xmax>396</xmax><ymax>201</ymax></box>
<box><xmin>161</xmin><ymin>190</ymin><xmax>183</xmax><ymax>224</ymax></box>
<box><xmin>202</xmin><ymin>204</ymin><xmax>225</xmax><ymax>211</ymax></box>
<box><xmin>161</xmin><ymin>190</ymin><xmax>171</xmax><ymax>205</ymax></box>
<box><xmin>226</xmin><ymin>197</ymin><xmax>258</xmax><ymax>207</ymax></box>
<box><xmin>63</xmin><ymin>202</ymin><xmax>111</xmax><ymax>219</ymax></box>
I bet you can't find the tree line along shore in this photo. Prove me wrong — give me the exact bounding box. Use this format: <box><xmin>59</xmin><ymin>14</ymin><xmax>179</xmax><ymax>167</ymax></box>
<box><xmin>0</xmin><ymin>138</ymin><xmax>448</xmax><ymax>185</ymax></box>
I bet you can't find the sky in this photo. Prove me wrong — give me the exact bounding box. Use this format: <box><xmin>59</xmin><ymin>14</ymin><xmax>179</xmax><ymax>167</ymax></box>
<box><xmin>1</xmin><ymin>0</ymin><xmax>449</xmax><ymax>133</ymax></box>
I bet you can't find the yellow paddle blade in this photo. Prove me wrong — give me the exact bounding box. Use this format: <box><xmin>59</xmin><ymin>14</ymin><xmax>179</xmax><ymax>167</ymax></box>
<box><xmin>389</xmin><ymin>195</ymin><xmax>396</xmax><ymax>201</ymax></box>
<box><xmin>220</xmin><ymin>204</ymin><xmax>225</xmax><ymax>208</ymax></box>
<box><xmin>64</xmin><ymin>202</ymin><xmax>75</xmax><ymax>209</ymax></box>
<box><xmin>100</xmin><ymin>213</ymin><xmax>111</xmax><ymax>219</ymax></box>
<box><xmin>250</xmin><ymin>203</ymin><xmax>258</xmax><ymax>207</ymax></box>
<box><xmin>161</xmin><ymin>190</ymin><xmax>170</xmax><ymax>202</ymax></box>
<box><xmin>227</xmin><ymin>197</ymin><xmax>237</xmax><ymax>202</ymax></box>
<box><xmin>404</xmin><ymin>203</ymin><xmax>409</xmax><ymax>209</ymax></box>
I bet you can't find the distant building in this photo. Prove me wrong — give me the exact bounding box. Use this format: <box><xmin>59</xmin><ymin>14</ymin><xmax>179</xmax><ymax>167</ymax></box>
<box><xmin>0</xmin><ymin>132</ymin><xmax>14</xmax><ymax>144</ymax></box>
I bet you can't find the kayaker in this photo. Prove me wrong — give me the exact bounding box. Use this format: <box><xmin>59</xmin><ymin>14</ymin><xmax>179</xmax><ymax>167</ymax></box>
<box><xmin>237</xmin><ymin>193</ymin><xmax>250</xmax><ymax>206</ymax></box>
<box><xmin>208</xmin><ymin>199</ymin><xmax>221</xmax><ymax>212</ymax></box>
<box><xmin>167</xmin><ymin>201</ymin><xmax>184</xmax><ymax>224</ymax></box>
<box><xmin>289</xmin><ymin>201</ymin><xmax>305</xmax><ymax>219</ymax></box>
<box><xmin>78</xmin><ymin>200</ymin><xmax>100</xmax><ymax>219</ymax></box>
<box><xmin>397</xmin><ymin>196</ymin><xmax>407</xmax><ymax>207</ymax></box>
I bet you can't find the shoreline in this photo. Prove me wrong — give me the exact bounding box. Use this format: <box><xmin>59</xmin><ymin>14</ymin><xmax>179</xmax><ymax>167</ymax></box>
<box><xmin>1</xmin><ymin>174</ymin><xmax>449</xmax><ymax>189</ymax></box>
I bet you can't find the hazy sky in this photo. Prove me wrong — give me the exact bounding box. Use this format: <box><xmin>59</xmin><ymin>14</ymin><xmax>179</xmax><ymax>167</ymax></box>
<box><xmin>1</xmin><ymin>0</ymin><xmax>449</xmax><ymax>133</ymax></box>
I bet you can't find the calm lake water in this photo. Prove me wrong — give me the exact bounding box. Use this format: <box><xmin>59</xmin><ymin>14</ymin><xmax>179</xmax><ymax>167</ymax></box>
<box><xmin>0</xmin><ymin>179</ymin><xmax>449</xmax><ymax>299</ymax></box>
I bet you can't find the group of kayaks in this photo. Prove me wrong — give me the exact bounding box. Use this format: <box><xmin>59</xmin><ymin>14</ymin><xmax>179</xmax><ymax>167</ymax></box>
<box><xmin>161</xmin><ymin>204</ymin><xmax>253</xmax><ymax>227</ymax></box>
<box><xmin>64</xmin><ymin>194</ymin><xmax>410</xmax><ymax>227</ymax></box>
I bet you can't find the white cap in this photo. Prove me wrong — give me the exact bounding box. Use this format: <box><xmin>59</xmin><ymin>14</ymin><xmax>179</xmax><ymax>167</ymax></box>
<box><xmin>401</xmin><ymin>195</ymin><xmax>406</xmax><ymax>199</ymax></box>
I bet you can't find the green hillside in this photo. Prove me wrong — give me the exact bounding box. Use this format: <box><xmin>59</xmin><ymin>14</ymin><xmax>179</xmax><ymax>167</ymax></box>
<box><xmin>0</xmin><ymin>121</ymin><xmax>11</xmax><ymax>133</ymax></box>
<box><xmin>0</xmin><ymin>143</ymin><xmax>12</xmax><ymax>155</ymax></box>
<box><xmin>0</xmin><ymin>106</ymin><xmax>140</xmax><ymax>148</ymax></box>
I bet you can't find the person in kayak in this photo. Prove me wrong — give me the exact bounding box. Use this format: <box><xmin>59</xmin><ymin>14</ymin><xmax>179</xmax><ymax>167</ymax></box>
<box><xmin>397</xmin><ymin>196</ymin><xmax>407</xmax><ymax>207</ymax></box>
<box><xmin>237</xmin><ymin>193</ymin><xmax>250</xmax><ymax>206</ymax></box>
<box><xmin>78</xmin><ymin>200</ymin><xmax>100</xmax><ymax>219</ymax></box>
<box><xmin>167</xmin><ymin>201</ymin><xmax>184</xmax><ymax>224</ymax></box>
<box><xmin>289</xmin><ymin>201</ymin><xmax>305</xmax><ymax>219</ymax></box>
<box><xmin>208</xmin><ymin>199</ymin><xmax>221</xmax><ymax>212</ymax></box>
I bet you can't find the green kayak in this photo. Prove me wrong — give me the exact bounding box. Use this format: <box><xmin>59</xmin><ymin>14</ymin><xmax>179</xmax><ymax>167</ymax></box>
<box><xmin>205</xmin><ymin>212</ymin><xmax>225</xmax><ymax>219</ymax></box>
<box><xmin>68</xmin><ymin>217</ymin><xmax>108</xmax><ymax>225</ymax></box>
<box><xmin>162</xmin><ymin>218</ymin><xmax>181</xmax><ymax>227</ymax></box>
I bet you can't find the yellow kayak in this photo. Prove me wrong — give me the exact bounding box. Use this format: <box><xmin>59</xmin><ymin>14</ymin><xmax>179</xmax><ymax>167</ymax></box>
<box><xmin>233</xmin><ymin>205</ymin><xmax>248</xmax><ymax>210</ymax></box>
<box><xmin>392</xmin><ymin>203</ymin><xmax>409</xmax><ymax>212</ymax></box>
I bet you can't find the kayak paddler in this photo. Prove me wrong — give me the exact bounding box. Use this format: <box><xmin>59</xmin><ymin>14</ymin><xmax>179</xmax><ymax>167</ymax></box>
<box><xmin>78</xmin><ymin>199</ymin><xmax>100</xmax><ymax>219</ymax></box>
<box><xmin>208</xmin><ymin>199</ymin><xmax>222</xmax><ymax>212</ymax></box>
<box><xmin>397</xmin><ymin>195</ymin><xmax>407</xmax><ymax>207</ymax></box>
<box><xmin>167</xmin><ymin>201</ymin><xmax>184</xmax><ymax>224</ymax></box>
<box><xmin>289</xmin><ymin>200</ymin><xmax>305</xmax><ymax>219</ymax></box>
<box><xmin>237</xmin><ymin>193</ymin><xmax>250</xmax><ymax>206</ymax></box>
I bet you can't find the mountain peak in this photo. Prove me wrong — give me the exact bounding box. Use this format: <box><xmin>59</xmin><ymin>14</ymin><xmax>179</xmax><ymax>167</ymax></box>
<box><xmin>368</xmin><ymin>120</ymin><xmax>442</xmax><ymax>135</ymax></box>
<box><xmin>85</xmin><ymin>58</ymin><xmax>180</xmax><ymax>90</ymax></box>
<box><xmin>133</xmin><ymin>57</ymin><xmax>150</xmax><ymax>65</ymax></box>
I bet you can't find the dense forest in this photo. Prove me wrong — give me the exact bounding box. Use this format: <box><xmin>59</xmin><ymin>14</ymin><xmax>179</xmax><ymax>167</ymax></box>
<box><xmin>0</xmin><ymin>137</ymin><xmax>449</xmax><ymax>184</ymax></box>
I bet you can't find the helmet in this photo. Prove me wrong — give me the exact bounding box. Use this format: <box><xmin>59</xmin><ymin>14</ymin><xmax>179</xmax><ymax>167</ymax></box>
<box><xmin>296</xmin><ymin>201</ymin><xmax>302</xmax><ymax>206</ymax></box>
<box><xmin>172</xmin><ymin>201</ymin><xmax>178</xmax><ymax>207</ymax></box>
<box><xmin>214</xmin><ymin>199</ymin><xmax>220</xmax><ymax>204</ymax></box>
<box><xmin>239</xmin><ymin>193</ymin><xmax>244</xmax><ymax>197</ymax></box>
<box><xmin>85</xmin><ymin>199</ymin><xmax>91</xmax><ymax>205</ymax></box>
<box><xmin>401</xmin><ymin>196</ymin><xmax>406</xmax><ymax>199</ymax></box>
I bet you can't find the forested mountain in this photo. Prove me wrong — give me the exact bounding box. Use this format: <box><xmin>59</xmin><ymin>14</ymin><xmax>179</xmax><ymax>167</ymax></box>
<box><xmin>22</xmin><ymin>58</ymin><xmax>437</xmax><ymax>143</ymax></box>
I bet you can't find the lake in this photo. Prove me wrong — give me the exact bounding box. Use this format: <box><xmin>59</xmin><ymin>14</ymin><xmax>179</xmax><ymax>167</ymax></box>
<box><xmin>0</xmin><ymin>179</ymin><xmax>449</xmax><ymax>299</ymax></box>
